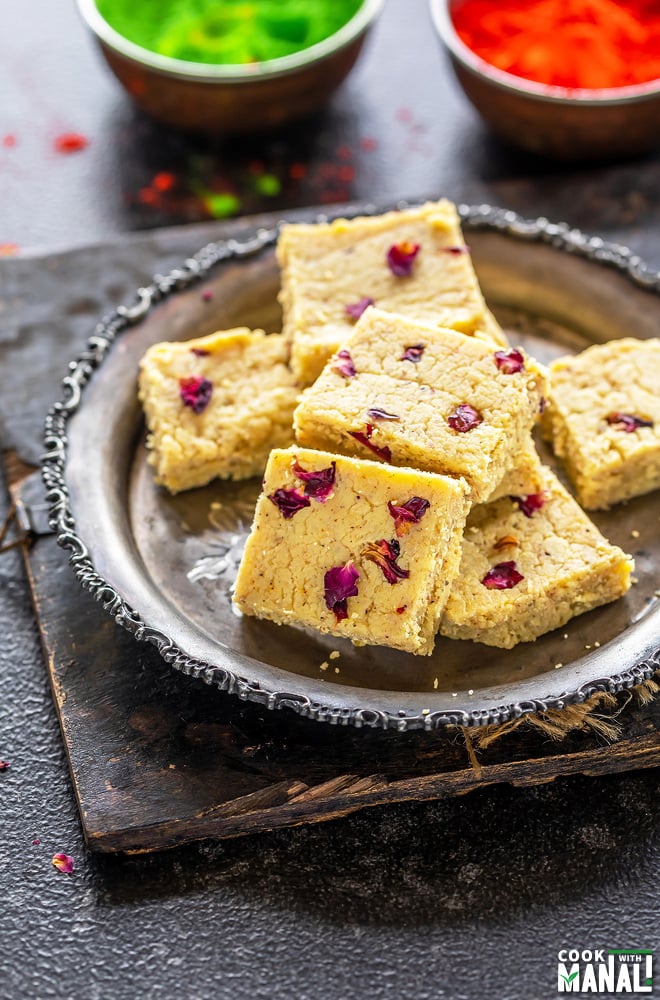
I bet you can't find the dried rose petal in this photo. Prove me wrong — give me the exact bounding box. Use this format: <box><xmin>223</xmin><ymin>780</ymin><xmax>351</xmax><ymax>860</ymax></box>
<box><xmin>400</xmin><ymin>344</ymin><xmax>425</xmax><ymax>363</ymax></box>
<box><xmin>362</xmin><ymin>538</ymin><xmax>410</xmax><ymax>585</ymax></box>
<box><xmin>345</xmin><ymin>296</ymin><xmax>375</xmax><ymax>321</ymax></box>
<box><xmin>331</xmin><ymin>349</ymin><xmax>356</xmax><ymax>378</ymax></box>
<box><xmin>512</xmin><ymin>493</ymin><xmax>546</xmax><ymax>518</ymax></box>
<box><xmin>481</xmin><ymin>561</ymin><xmax>524</xmax><ymax>590</ymax></box>
<box><xmin>494</xmin><ymin>349</ymin><xmax>525</xmax><ymax>374</ymax></box>
<box><xmin>179</xmin><ymin>376</ymin><xmax>213</xmax><ymax>414</ymax></box>
<box><xmin>367</xmin><ymin>407</ymin><xmax>400</xmax><ymax>421</ymax></box>
<box><xmin>396</xmin><ymin>605</ymin><xmax>407</xmax><ymax>614</ymax></box>
<box><xmin>324</xmin><ymin>562</ymin><xmax>360</xmax><ymax>622</ymax></box>
<box><xmin>52</xmin><ymin>853</ymin><xmax>74</xmax><ymax>874</ymax></box>
<box><xmin>605</xmin><ymin>412</ymin><xmax>654</xmax><ymax>432</ymax></box>
<box><xmin>447</xmin><ymin>403</ymin><xmax>483</xmax><ymax>432</ymax></box>
<box><xmin>388</xmin><ymin>496</ymin><xmax>431</xmax><ymax>536</ymax></box>
<box><xmin>268</xmin><ymin>487</ymin><xmax>311</xmax><ymax>519</ymax></box>
<box><xmin>201</xmin><ymin>289</ymin><xmax>213</xmax><ymax>302</ymax></box>
<box><xmin>349</xmin><ymin>425</ymin><xmax>392</xmax><ymax>463</ymax></box>
<box><xmin>0</xmin><ymin>760</ymin><xmax>9</xmax><ymax>771</ymax></box>
<box><xmin>441</xmin><ymin>245</ymin><xmax>469</xmax><ymax>255</ymax></box>
<box><xmin>292</xmin><ymin>460</ymin><xmax>336</xmax><ymax>502</ymax></box>
<box><xmin>387</xmin><ymin>241</ymin><xmax>420</xmax><ymax>277</ymax></box>
<box><xmin>190</xmin><ymin>347</ymin><xmax>210</xmax><ymax>357</ymax></box>
<box><xmin>32</xmin><ymin>838</ymin><xmax>41</xmax><ymax>845</ymax></box>
<box><xmin>493</xmin><ymin>535</ymin><xmax>518</xmax><ymax>552</ymax></box>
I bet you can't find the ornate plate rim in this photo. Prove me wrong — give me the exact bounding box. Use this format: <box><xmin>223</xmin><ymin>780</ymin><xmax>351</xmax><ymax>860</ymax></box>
<box><xmin>41</xmin><ymin>202</ymin><xmax>660</xmax><ymax>732</ymax></box>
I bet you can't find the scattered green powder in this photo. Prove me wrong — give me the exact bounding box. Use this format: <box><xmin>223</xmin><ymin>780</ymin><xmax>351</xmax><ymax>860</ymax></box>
<box><xmin>98</xmin><ymin>0</ymin><xmax>363</xmax><ymax>65</ymax></box>
<box><xmin>203</xmin><ymin>192</ymin><xmax>242</xmax><ymax>217</ymax></box>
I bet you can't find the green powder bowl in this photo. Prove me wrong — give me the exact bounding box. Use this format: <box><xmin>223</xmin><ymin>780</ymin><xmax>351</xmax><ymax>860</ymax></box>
<box><xmin>77</xmin><ymin>0</ymin><xmax>384</xmax><ymax>132</ymax></box>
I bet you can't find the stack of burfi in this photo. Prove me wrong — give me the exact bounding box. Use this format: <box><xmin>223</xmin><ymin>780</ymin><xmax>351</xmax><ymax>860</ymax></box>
<box><xmin>277</xmin><ymin>199</ymin><xmax>508</xmax><ymax>384</ymax></box>
<box><xmin>137</xmin><ymin>199</ymin><xmax>641</xmax><ymax>656</ymax></box>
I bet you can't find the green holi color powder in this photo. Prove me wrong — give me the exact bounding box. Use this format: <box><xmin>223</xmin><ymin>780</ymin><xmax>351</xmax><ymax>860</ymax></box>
<box><xmin>97</xmin><ymin>0</ymin><xmax>364</xmax><ymax>65</ymax></box>
<box><xmin>254</xmin><ymin>172</ymin><xmax>281</xmax><ymax>196</ymax></box>
<box><xmin>204</xmin><ymin>192</ymin><xmax>241</xmax><ymax>218</ymax></box>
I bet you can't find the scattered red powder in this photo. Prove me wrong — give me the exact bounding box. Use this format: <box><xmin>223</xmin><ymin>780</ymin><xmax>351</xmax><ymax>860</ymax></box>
<box><xmin>3</xmin><ymin>134</ymin><xmax>16</xmax><ymax>148</ymax></box>
<box><xmin>54</xmin><ymin>132</ymin><xmax>89</xmax><ymax>154</ymax></box>
<box><xmin>361</xmin><ymin>137</ymin><xmax>378</xmax><ymax>152</ymax></box>
<box><xmin>0</xmin><ymin>243</ymin><xmax>19</xmax><ymax>257</ymax></box>
<box><xmin>338</xmin><ymin>165</ymin><xmax>356</xmax><ymax>183</ymax></box>
<box><xmin>289</xmin><ymin>163</ymin><xmax>306</xmax><ymax>180</ymax></box>
<box><xmin>138</xmin><ymin>187</ymin><xmax>158</xmax><ymax>205</ymax></box>
<box><xmin>452</xmin><ymin>0</ymin><xmax>660</xmax><ymax>89</ymax></box>
<box><xmin>153</xmin><ymin>171</ymin><xmax>175</xmax><ymax>192</ymax></box>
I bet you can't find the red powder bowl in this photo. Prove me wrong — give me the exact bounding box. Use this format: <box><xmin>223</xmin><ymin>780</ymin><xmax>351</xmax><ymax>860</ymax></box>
<box><xmin>430</xmin><ymin>0</ymin><xmax>660</xmax><ymax>159</ymax></box>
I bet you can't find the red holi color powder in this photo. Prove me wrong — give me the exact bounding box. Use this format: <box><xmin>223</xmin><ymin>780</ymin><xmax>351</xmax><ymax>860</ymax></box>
<box><xmin>452</xmin><ymin>0</ymin><xmax>660</xmax><ymax>89</ymax></box>
<box><xmin>3</xmin><ymin>134</ymin><xmax>16</xmax><ymax>148</ymax></box>
<box><xmin>0</xmin><ymin>242</ymin><xmax>19</xmax><ymax>256</ymax></box>
<box><xmin>153</xmin><ymin>171</ymin><xmax>175</xmax><ymax>192</ymax></box>
<box><xmin>54</xmin><ymin>132</ymin><xmax>89</xmax><ymax>154</ymax></box>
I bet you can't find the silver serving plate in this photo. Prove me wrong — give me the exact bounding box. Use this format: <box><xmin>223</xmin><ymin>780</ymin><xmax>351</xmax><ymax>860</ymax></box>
<box><xmin>42</xmin><ymin>205</ymin><xmax>660</xmax><ymax>731</ymax></box>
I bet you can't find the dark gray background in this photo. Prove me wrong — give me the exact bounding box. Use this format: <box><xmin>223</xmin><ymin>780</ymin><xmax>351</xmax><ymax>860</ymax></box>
<box><xmin>1</xmin><ymin>1</ymin><xmax>659</xmax><ymax>998</ymax></box>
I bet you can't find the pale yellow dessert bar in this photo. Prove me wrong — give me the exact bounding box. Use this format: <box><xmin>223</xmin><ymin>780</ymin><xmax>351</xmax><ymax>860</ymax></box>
<box><xmin>233</xmin><ymin>447</ymin><xmax>470</xmax><ymax>655</ymax></box>
<box><xmin>278</xmin><ymin>199</ymin><xmax>508</xmax><ymax>384</ymax></box>
<box><xmin>486</xmin><ymin>438</ymin><xmax>545</xmax><ymax>503</ymax></box>
<box><xmin>294</xmin><ymin>309</ymin><xmax>546</xmax><ymax>504</ymax></box>
<box><xmin>138</xmin><ymin>328</ymin><xmax>299</xmax><ymax>493</ymax></box>
<box><xmin>541</xmin><ymin>337</ymin><xmax>660</xmax><ymax>509</ymax></box>
<box><xmin>440</xmin><ymin>468</ymin><xmax>633</xmax><ymax>648</ymax></box>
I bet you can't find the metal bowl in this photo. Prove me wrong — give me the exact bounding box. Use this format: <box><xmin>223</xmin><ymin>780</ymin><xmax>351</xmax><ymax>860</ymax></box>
<box><xmin>76</xmin><ymin>0</ymin><xmax>384</xmax><ymax>133</ymax></box>
<box><xmin>430</xmin><ymin>0</ymin><xmax>660</xmax><ymax>160</ymax></box>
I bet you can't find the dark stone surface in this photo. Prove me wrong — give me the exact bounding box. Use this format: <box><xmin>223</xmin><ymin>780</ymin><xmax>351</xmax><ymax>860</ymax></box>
<box><xmin>2</xmin><ymin>0</ymin><xmax>660</xmax><ymax>997</ymax></box>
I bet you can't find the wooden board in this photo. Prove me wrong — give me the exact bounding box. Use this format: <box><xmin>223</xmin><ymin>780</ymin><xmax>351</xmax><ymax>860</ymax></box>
<box><xmin>9</xmin><ymin>468</ymin><xmax>660</xmax><ymax>854</ymax></box>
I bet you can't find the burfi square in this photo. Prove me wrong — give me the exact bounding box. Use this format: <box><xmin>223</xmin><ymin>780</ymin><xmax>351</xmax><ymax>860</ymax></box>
<box><xmin>278</xmin><ymin>199</ymin><xmax>508</xmax><ymax>384</ymax></box>
<box><xmin>440</xmin><ymin>467</ymin><xmax>633</xmax><ymax>648</ymax></box>
<box><xmin>138</xmin><ymin>328</ymin><xmax>299</xmax><ymax>493</ymax></box>
<box><xmin>293</xmin><ymin>309</ymin><xmax>546</xmax><ymax>503</ymax></box>
<box><xmin>485</xmin><ymin>438</ymin><xmax>545</xmax><ymax>504</ymax></box>
<box><xmin>541</xmin><ymin>337</ymin><xmax>660</xmax><ymax>509</ymax></box>
<box><xmin>233</xmin><ymin>447</ymin><xmax>470</xmax><ymax>655</ymax></box>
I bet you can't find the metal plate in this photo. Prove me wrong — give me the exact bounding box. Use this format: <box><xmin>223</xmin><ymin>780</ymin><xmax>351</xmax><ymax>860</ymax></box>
<box><xmin>43</xmin><ymin>206</ymin><xmax>660</xmax><ymax>730</ymax></box>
